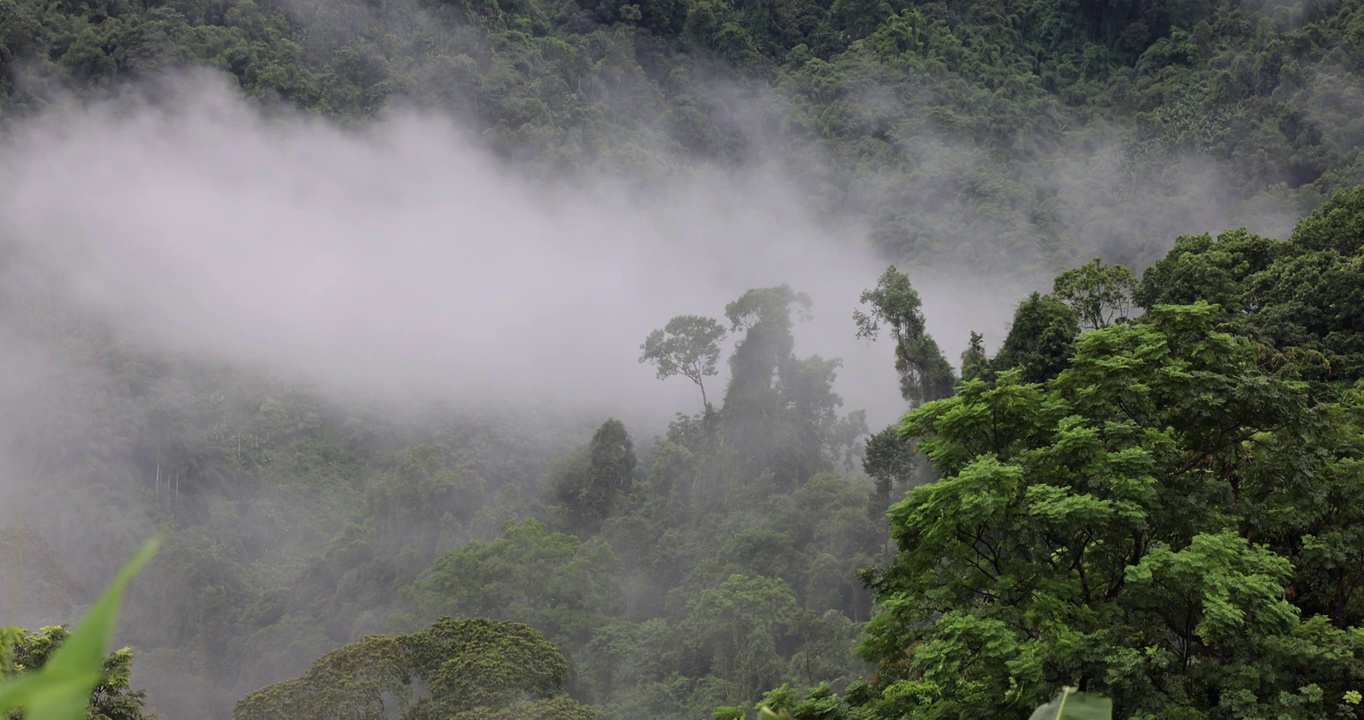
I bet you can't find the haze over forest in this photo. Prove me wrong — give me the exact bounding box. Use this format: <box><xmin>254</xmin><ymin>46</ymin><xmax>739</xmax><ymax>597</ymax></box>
<box><xmin>2</xmin><ymin>0</ymin><xmax>1364</xmax><ymax>716</ymax></box>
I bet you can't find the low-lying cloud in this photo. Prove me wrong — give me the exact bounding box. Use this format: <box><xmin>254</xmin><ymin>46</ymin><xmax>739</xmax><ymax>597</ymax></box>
<box><xmin>2</xmin><ymin>70</ymin><xmax>986</xmax><ymax>432</ymax></box>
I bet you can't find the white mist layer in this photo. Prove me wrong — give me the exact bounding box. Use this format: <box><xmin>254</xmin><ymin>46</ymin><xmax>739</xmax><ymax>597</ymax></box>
<box><xmin>2</xmin><ymin>71</ymin><xmax>1017</xmax><ymax>431</ymax></box>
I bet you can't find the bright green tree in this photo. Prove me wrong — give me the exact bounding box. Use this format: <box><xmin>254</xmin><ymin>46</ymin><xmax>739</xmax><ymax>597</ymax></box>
<box><xmin>853</xmin><ymin>303</ymin><xmax>1364</xmax><ymax>719</ymax></box>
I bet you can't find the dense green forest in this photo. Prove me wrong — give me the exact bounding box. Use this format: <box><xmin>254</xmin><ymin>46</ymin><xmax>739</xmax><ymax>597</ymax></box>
<box><xmin>3</xmin><ymin>0</ymin><xmax>1364</xmax><ymax>715</ymax></box>
<box><xmin>5</xmin><ymin>190</ymin><xmax>1364</xmax><ymax>718</ymax></box>
<box><xmin>4</xmin><ymin>0</ymin><xmax>1364</xmax><ymax>270</ymax></box>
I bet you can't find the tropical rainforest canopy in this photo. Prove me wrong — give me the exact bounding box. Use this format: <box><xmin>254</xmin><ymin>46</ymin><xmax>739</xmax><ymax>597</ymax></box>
<box><xmin>2</xmin><ymin>0</ymin><xmax>1364</xmax><ymax>716</ymax></box>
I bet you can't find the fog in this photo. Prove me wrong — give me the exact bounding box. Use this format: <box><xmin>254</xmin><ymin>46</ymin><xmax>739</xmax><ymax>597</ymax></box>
<box><xmin>1</xmin><ymin>70</ymin><xmax>1008</xmax><ymax>433</ymax></box>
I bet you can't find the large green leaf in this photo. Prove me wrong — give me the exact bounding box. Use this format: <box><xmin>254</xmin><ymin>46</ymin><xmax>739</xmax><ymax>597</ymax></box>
<box><xmin>0</xmin><ymin>672</ymin><xmax>55</xmax><ymax>710</ymax></box>
<box><xmin>0</xmin><ymin>534</ymin><xmax>163</xmax><ymax>720</ymax></box>
<box><xmin>1028</xmin><ymin>687</ymin><xmax>1113</xmax><ymax>720</ymax></box>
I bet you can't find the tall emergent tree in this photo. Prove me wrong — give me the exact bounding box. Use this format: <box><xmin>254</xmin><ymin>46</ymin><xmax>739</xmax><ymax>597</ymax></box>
<box><xmin>723</xmin><ymin>285</ymin><xmax>812</xmax><ymax>419</ymax></box>
<box><xmin>713</xmin><ymin>285</ymin><xmax>867</xmax><ymax>488</ymax></box>
<box><xmin>583</xmin><ymin>418</ymin><xmax>637</xmax><ymax>523</ymax></box>
<box><xmin>853</xmin><ymin>266</ymin><xmax>955</xmax><ymax>512</ymax></box>
<box><xmin>640</xmin><ymin>315</ymin><xmax>728</xmax><ymax>409</ymax></box>
<box><xmin>720</xmin><ymin>285</ymin><xmax>813</xmax><ymax>478</ymax></box>
<box><xmin>853</xmin><ymin>266</ymin><xmax>956</xmax><ymax>407</ymax></box>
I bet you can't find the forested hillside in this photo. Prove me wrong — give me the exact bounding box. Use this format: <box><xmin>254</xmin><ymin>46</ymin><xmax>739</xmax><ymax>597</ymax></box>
<box><xmin>4</xmin><ymin>0</ymin><xmax>1364</xmax><ymax>269</ymax></box>
<box><xmin>3</xmin><ymin>0</ymin><xmax>1364</xmax><ymax>717</ymax></box>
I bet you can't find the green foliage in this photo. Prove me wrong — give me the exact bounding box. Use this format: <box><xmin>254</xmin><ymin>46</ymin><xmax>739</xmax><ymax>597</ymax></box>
<box><xmin>714</xmin><ymin>285</ymin><xmax>866</xmax><ymax>490</ymax></box>
<box><xmin>750</xmin><ymin>685</ymin><xmax>1116</xmax><ymax>719</ymax></box>
<box><xmin>453</xmin><ymin>696</ymin><xmax>593</xmax><ymax>720</ymax></box>
<box><xmin>991</xmin><ymin>292</ymin><xmax>1082</xmax><ymax>384</ymax></box>
<box><xmin>1052</xmin><ymin>259</ymin><xmax>1138</xmax><ymax>331</ymax></box>
<box><xmin>1026</xmin><ymin>688</ymin><xmax>1112</xmax><ymax>720</ymax></box>
<box><xmin>684</xmin><ymin>574</ymin><xmax>798</xmax><ymax>702</ymax></box>
<box><xmin>1137</xmin><ymin>187</ymin><xmax>1364</xmax><ymax>394</ymax></box>
<box><xmin>3</xmin><ymin>272</ymin><xmax>877</xmax><ymax>718</ymax></box>
<box><xmin>852</xmin><ymin>298</ymin><xmax>1364</xmax><ymax>718</ymax></box>
<box><xmin>3</xmin><ymin>628</ymin><xmax>151</xmax><ymax>720</ymax></box>
<box><xmin>959</xmin><ymin>331</ymin><xmax>992</xmax><ymax>383</ymax></box>
<box><xmin>0</xmin><ymin>535</ymin><xmax>161</xmax><ymax>720</ymax></box>
<box><xmin>585</xmin><ymin>420</ymin><xmax>638</xmax><ymax>525</ymax></box>
<box><xmin>723</xmin><ymin>285</ymin><xmax>812</xmax><ymax>420</ymax></box>
<box><xmin>7</xmin><ymin>0</ymin><xmax>1364</xmax><ymax>693</ymax></box>
<box><xmin>367</xmin><ymin>444</ymin><xmax>486</xmax><ymax>527</ymax></box>
<box><xmin>552</xmin><ymin>419</ymin><xmax>638</xmax><ymax>533</ymax></box>
<box><xmin>746</xmin><ymin>195</ymin><xmax>1364</xmax><ymax>716</ymax></box>
<box><xmin>404</xmin><ymin>519</ymin><xmax>621</xmax><ymax>648</ymax></box>
<box><xmin>1133</xmin><ymin>228</ymin><xmax>1283</xmax><ymax>312</ymax></box>
<box><xmin>861</xmin><ymin>425</ymin><xmax>920</xmax><ymax>503</ymax></box>
<box><xmin>489</xmin><ymin>287</ymin><xmax>884</xmax><ymax>712</ymax></box>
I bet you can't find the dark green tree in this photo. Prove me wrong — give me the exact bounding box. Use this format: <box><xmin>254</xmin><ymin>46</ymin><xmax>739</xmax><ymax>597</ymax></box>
<box><xmin>861</xmin><ymin>425</ymin><xmax>918</xmax><ymax>505</ymax></box>
<box><xmin>555</xmin><ymin>419</ymin><xmax>637</xmax><ymax>533</ymax></box>
<box><xmin>959</xmin><ymin>331</ymin><xmax>992</xmax><ymax>382</ymax></box>
<box><xmin>1136</xmin><ymin>188</ymin><xmax>1364</xmax><ymax>394</ymax></box>
<box><xmin>991</xmin><ymin>292</ymin><xmax>1081</xmax><ymax>384</ymax></box>
<box><xmin>583</xmin><ymin>419</ymin><xmax>637</xmax><ymax>524</ymax></box>
<box><xmin>1133</xmin><ymin>228</ymin><xmax>1282</xmax><ymax>313</ymax></box>
<box><xmin>231</xmin><ymin>617</ymin><xmax>590</xmax><ymax>720</ymax></box>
